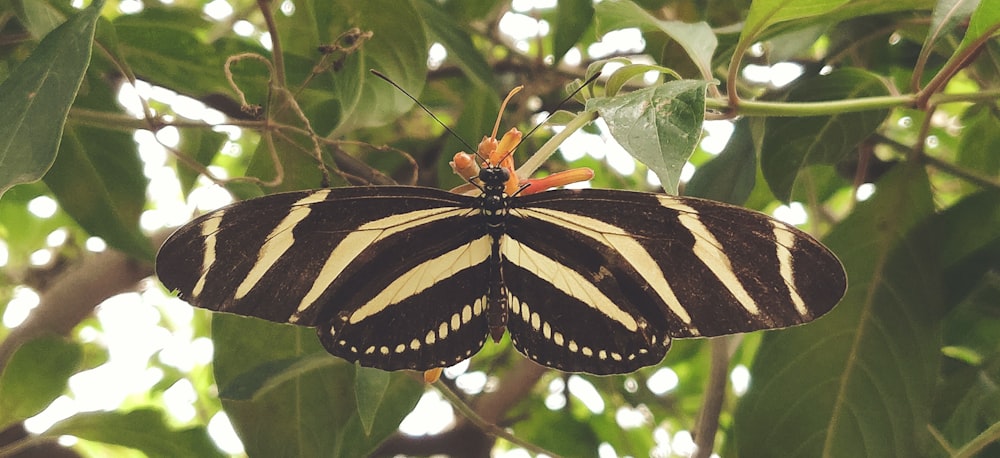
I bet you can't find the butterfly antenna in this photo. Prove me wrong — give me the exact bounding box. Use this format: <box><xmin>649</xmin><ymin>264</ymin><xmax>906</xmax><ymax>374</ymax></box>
<box><xmin>506</xmin><ymin>72</ymin><xmax>602</xmax><ymax>159</ymax></box>
<box><xmin>370</xmin><ymin>69</ymin><xmax>478</xmax><ymax>154</ymax></box>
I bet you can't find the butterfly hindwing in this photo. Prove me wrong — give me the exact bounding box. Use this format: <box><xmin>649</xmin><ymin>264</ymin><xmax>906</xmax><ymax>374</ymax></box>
<box><xmin>315</xmin><ymin>230</ymin><xmax>493</xmax><ymax>371</ymax></box>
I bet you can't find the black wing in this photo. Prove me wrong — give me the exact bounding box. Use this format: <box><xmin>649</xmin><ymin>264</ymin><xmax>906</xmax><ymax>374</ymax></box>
<box><xmin>501</xmin><ymin>188</ymin><xmax>846</xmax><ymax>374</ymax></box>
<box><xmin>156</xmin><ymin>186</ymin><xmax>492</xmax><ymax>371</ymax></box>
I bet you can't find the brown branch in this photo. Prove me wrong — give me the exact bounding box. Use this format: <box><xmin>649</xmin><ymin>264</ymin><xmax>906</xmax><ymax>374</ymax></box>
<box><xmin>372</xmin><ymin>358</ymin><xmax>549</xmax><ymax>456</ymax></box>
<box><xmin>693</xmin><ymin>337</ymin><xmax>734</xmax><ymax>458</ymax></box>
<box><xmin>0</xmin><ymin>231</ymin><xmax>170</xmax><ymax>372</ymax></box>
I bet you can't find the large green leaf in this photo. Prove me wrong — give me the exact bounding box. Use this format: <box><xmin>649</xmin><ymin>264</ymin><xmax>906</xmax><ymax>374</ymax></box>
<box><xmin>739</xmin><ymin>0</ymin><xmax>849</xmax><ymax>44</ymax></box>
<box><xmin>883</xmin><ymin>191</ymin><xmax>1000</xmax><ymax>456</ymax></box>
<box><xmin>594</xmin><ymin>1</ymin><xmax>716</xmax><ymax>81</ymax></box>
<box><xmin>0</xmin><ymin>336</ymin><xmax>82</xmax><ymax>430</ymax></box>
<box><xmin>685</xmin><ymin>117</ymin><xmax>757</xmax><ymax>204</ymax></box>
<box><xmin>416</xmin><ymin>0</ymin><xmax>495</xmax><ymax>89</ymax></box>
<box><xmin>277</xmin><ymin>0</ymin><xmax>428</xmax><ymax>134</ymax></box>
<box><xmin>210</xmin><ymin>315</ymin><xmax>423</xmax><ymax>458</ymax></box>
<box><xmin>176</xmin><ymin>127</ymin><xmax>228</xmax><ymax>195</ymax></box>
<box><xmin>44</xmin><ymin>121</ymin><xmax>153</xmax><ymax>261</ymax></box>
<box><xmin>553</xmin><ymin>0</ymin><xmax>595</xmax><ymax>62</ymax></box>
<box><xmin>956</xmin><ymin>106</ymin><xmax>1000</xmax><ymax>190</ymax></box>
<box><xmin>586</xmin><ymin>80</ymin><xmax>709</xmax><ymax>194</ymax></box>
<box><xmin>734</xmin><ymin>162</ymin><xmax>940</xmax><ymax>457</ymax></box>
<box><xmin>354</xmin><ymin>365</ymin><xmax>391</xmax><ymax>436</ymax></box>
<box><xmin>760</xmin><ymin>68</ymin><xmax>890</xmax><ymax>202</ymax></box>
<box><xmin>0</xmin><ymin>0</ymin><xmax>102</xmax><ymax>198</ymax></box>
<box><xmin>45</xmin><ymin>408</ymin><xmax>225</xmax><ymax>458</ymax></box>
<box><xmin>916</xmin><ymin>0</ymin><xmax>980</xmax><ymax>85</ymax></box>
<box><xmin>953</xmin><ymin>0</ymin><xmax>1000</xmax><ymax>66</ymax></box>
<box><xmin>113</xmin><ymin>7</ymin><xmax>232</xmax><ymax>97</ymax></box>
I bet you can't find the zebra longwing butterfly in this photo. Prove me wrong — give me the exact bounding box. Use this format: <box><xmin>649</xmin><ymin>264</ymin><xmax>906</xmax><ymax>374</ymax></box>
<box><xmin>155</xmin><ymin>124</ymin><xmax>846</xmax><ymax>375</ymax></box>
<box><xmin>156</xmin><ymin>137</ymin><xmax>846</xmax><ymax>374</ymax></box>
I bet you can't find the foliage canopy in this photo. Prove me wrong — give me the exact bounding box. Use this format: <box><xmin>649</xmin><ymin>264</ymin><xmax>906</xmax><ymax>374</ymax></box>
<box><xmin>0</xmin><ymin>0</ymin><xmax>999</xmax><ymax>457</ymax></box>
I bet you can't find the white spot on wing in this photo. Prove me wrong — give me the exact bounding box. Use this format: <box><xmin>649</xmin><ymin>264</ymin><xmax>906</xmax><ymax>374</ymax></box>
<box><xmin>474</xmin><ymin>297</ymin><xmax>484</xmax><ymax>316</ymax></box>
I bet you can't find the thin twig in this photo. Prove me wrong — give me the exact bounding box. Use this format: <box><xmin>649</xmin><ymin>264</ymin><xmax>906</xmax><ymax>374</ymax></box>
<box><xmin>923</xmin><ymin>153</ymin><xmax>1000</xmax><ymax>190</ymax></box>
<box><xmin>256</xmin><ymin>0</ymin><xmax>285</xmax><ymax>86</ymax></box>
<box><xmin>954</xmin><ymin>419</ymin><xmax>1000</xmax><ymax>458</ymax></box>
<box><xmin>693</xmin><ymin>337</ymin><xmax>734</xmax><ymax>458</ymax></box>
<box><xmin>433</xmin><ymin>380</ymin><xmax>562</xmax><ymax>457</ymax></box>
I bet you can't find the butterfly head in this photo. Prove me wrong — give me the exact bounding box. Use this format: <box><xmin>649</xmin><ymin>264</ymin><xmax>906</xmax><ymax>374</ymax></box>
<box><xmin>478</xmin><ymin>163</ymin><xmax>511</xmax><ymax>195</ymax></box>
<box><xmin>447</xmin><ymin>84</ymin><xmax>594</xmax><ymax>197</ymax></box>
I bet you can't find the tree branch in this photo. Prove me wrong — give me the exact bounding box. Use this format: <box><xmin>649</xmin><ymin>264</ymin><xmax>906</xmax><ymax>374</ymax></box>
<box><xmin>0</xmin><ymin>231</ymin><xmax>170</xmax><ymax>372</ymax></box>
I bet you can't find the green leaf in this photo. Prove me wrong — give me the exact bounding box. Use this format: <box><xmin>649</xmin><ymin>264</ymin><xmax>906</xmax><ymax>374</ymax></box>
<box><xmin>282</xmin><ymin>0</ymin><xmax>428</xmax><ymax>134</ymax></box>
<box><xmin>956</xmin><ymin>106</ymin><xmax>1000</xmax><ymax>188</ymax></box>
<box><xmin>936</xmin><ymin>190</ymin><xmax>1000</xmax><ymax>302</ymax></box>
<box><xmin>45</xmin><ymin>409</ymin><xmax>225</xmax><ymax>458</ymax></box>
<box><xmin>604</xmin><ymin>63</ymin><xmax>680</xmax><ymax>97</ymax></box>
<box><xmin>241</xmin><ymin>87</ymin><xmax>352</xmax><ymax>192</ymax></box>
<box><xmin>906</xmin><ymin>191</ymin><xmax>1000</xmax><ymax>455</ymax></box>
<box><xmin>44</xmin><ymin>124</ymin><xmax>153</xmax><ymax>260</ymax></box>
<box><xmin>0</xmin><ymin>0</ymin><xmax>103</xmax><ymax>198</ymax></box>
<box><xmin>553</xmin><ymin>0</ymin><xmax>594</xmax><ymax>62</ymax></box>
<box><xmin>685</xmin><ymin>117</ymin><xmax>756</xmax><ymax>204</ymax></box>
<box><xmin>512</xmin><ymin>406</ymin><xmax>601</xmax><ymax>456</ymax></box>
<box><xmin>176</xmin><ymin>128</ymin><xmax>227</xmax><ymax>195</ymax></box>
<box><xmin>14</xmin><ymin>0</ymin><xmax>72</xmax><ymax>38</ymax></box>
<box><xmin>210</xmin><ymin>315</ymin><xmax>423</xmax><ymax>458</ymax></box>
<box><xmin>0</xmin><ymin>336</ymin><xmax>82</xmax><ymax>430</ymax></box>
<box><xmin>953</xmin><ymin>0</ymin><xmax>1000</xmax><ymax>62</ymax></box>
<box><xmin>417</xmin><ymin>0</ymin><xmax>495</xmax><ymax>89</ymax></box>
<box><xmin>218</xmin><ymin>353</ymin><xmax>336</xmax><ymax>401</ymax></box>
<box><xmin>355</xmin><ymin>365</ymin><xmax>391</xmax><ymax>436</ymax></box>
<box><xmin>760</xmin><ymin>68</ymin><xmax>890</xmax><ymax>202</ymax></box>
<box><xmin>734</xmin><ymin>162</ymin><xmax>940</xmax><ymax>457</ymax></box>
<box><xmin>113</xmin><ymin>7</ymin><xmax>231</xmax><ymax>97</ymax></box>
<box><xmin>916</xmin><ymin>0</ymin><xmax>980</xmax><ymax>79</ymax></box>
<box><xmin>739</xmin><ymin>0</ymin><xmax>849</xmax><ymax>44</ymax></box>
<box><xmin>594</xmin><ymin>1</ymin><xmax>716</xmax><ymax>80</ymax></box>
<box><xmin>586</xmin><ymin>80</ymin><xmax>709</xmax><ymax>194</ymax></box>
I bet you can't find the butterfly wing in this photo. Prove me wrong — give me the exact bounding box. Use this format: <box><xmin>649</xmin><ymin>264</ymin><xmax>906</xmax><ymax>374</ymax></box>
<box><xmin>502</xmin><ymin>188</ymin><xmax>845</xmax><ymax>374</ymax></box>
<box><xmin>156</xmin><ymin>186</ymin><xmax>491</xmax><ymax>371</ymax></box>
